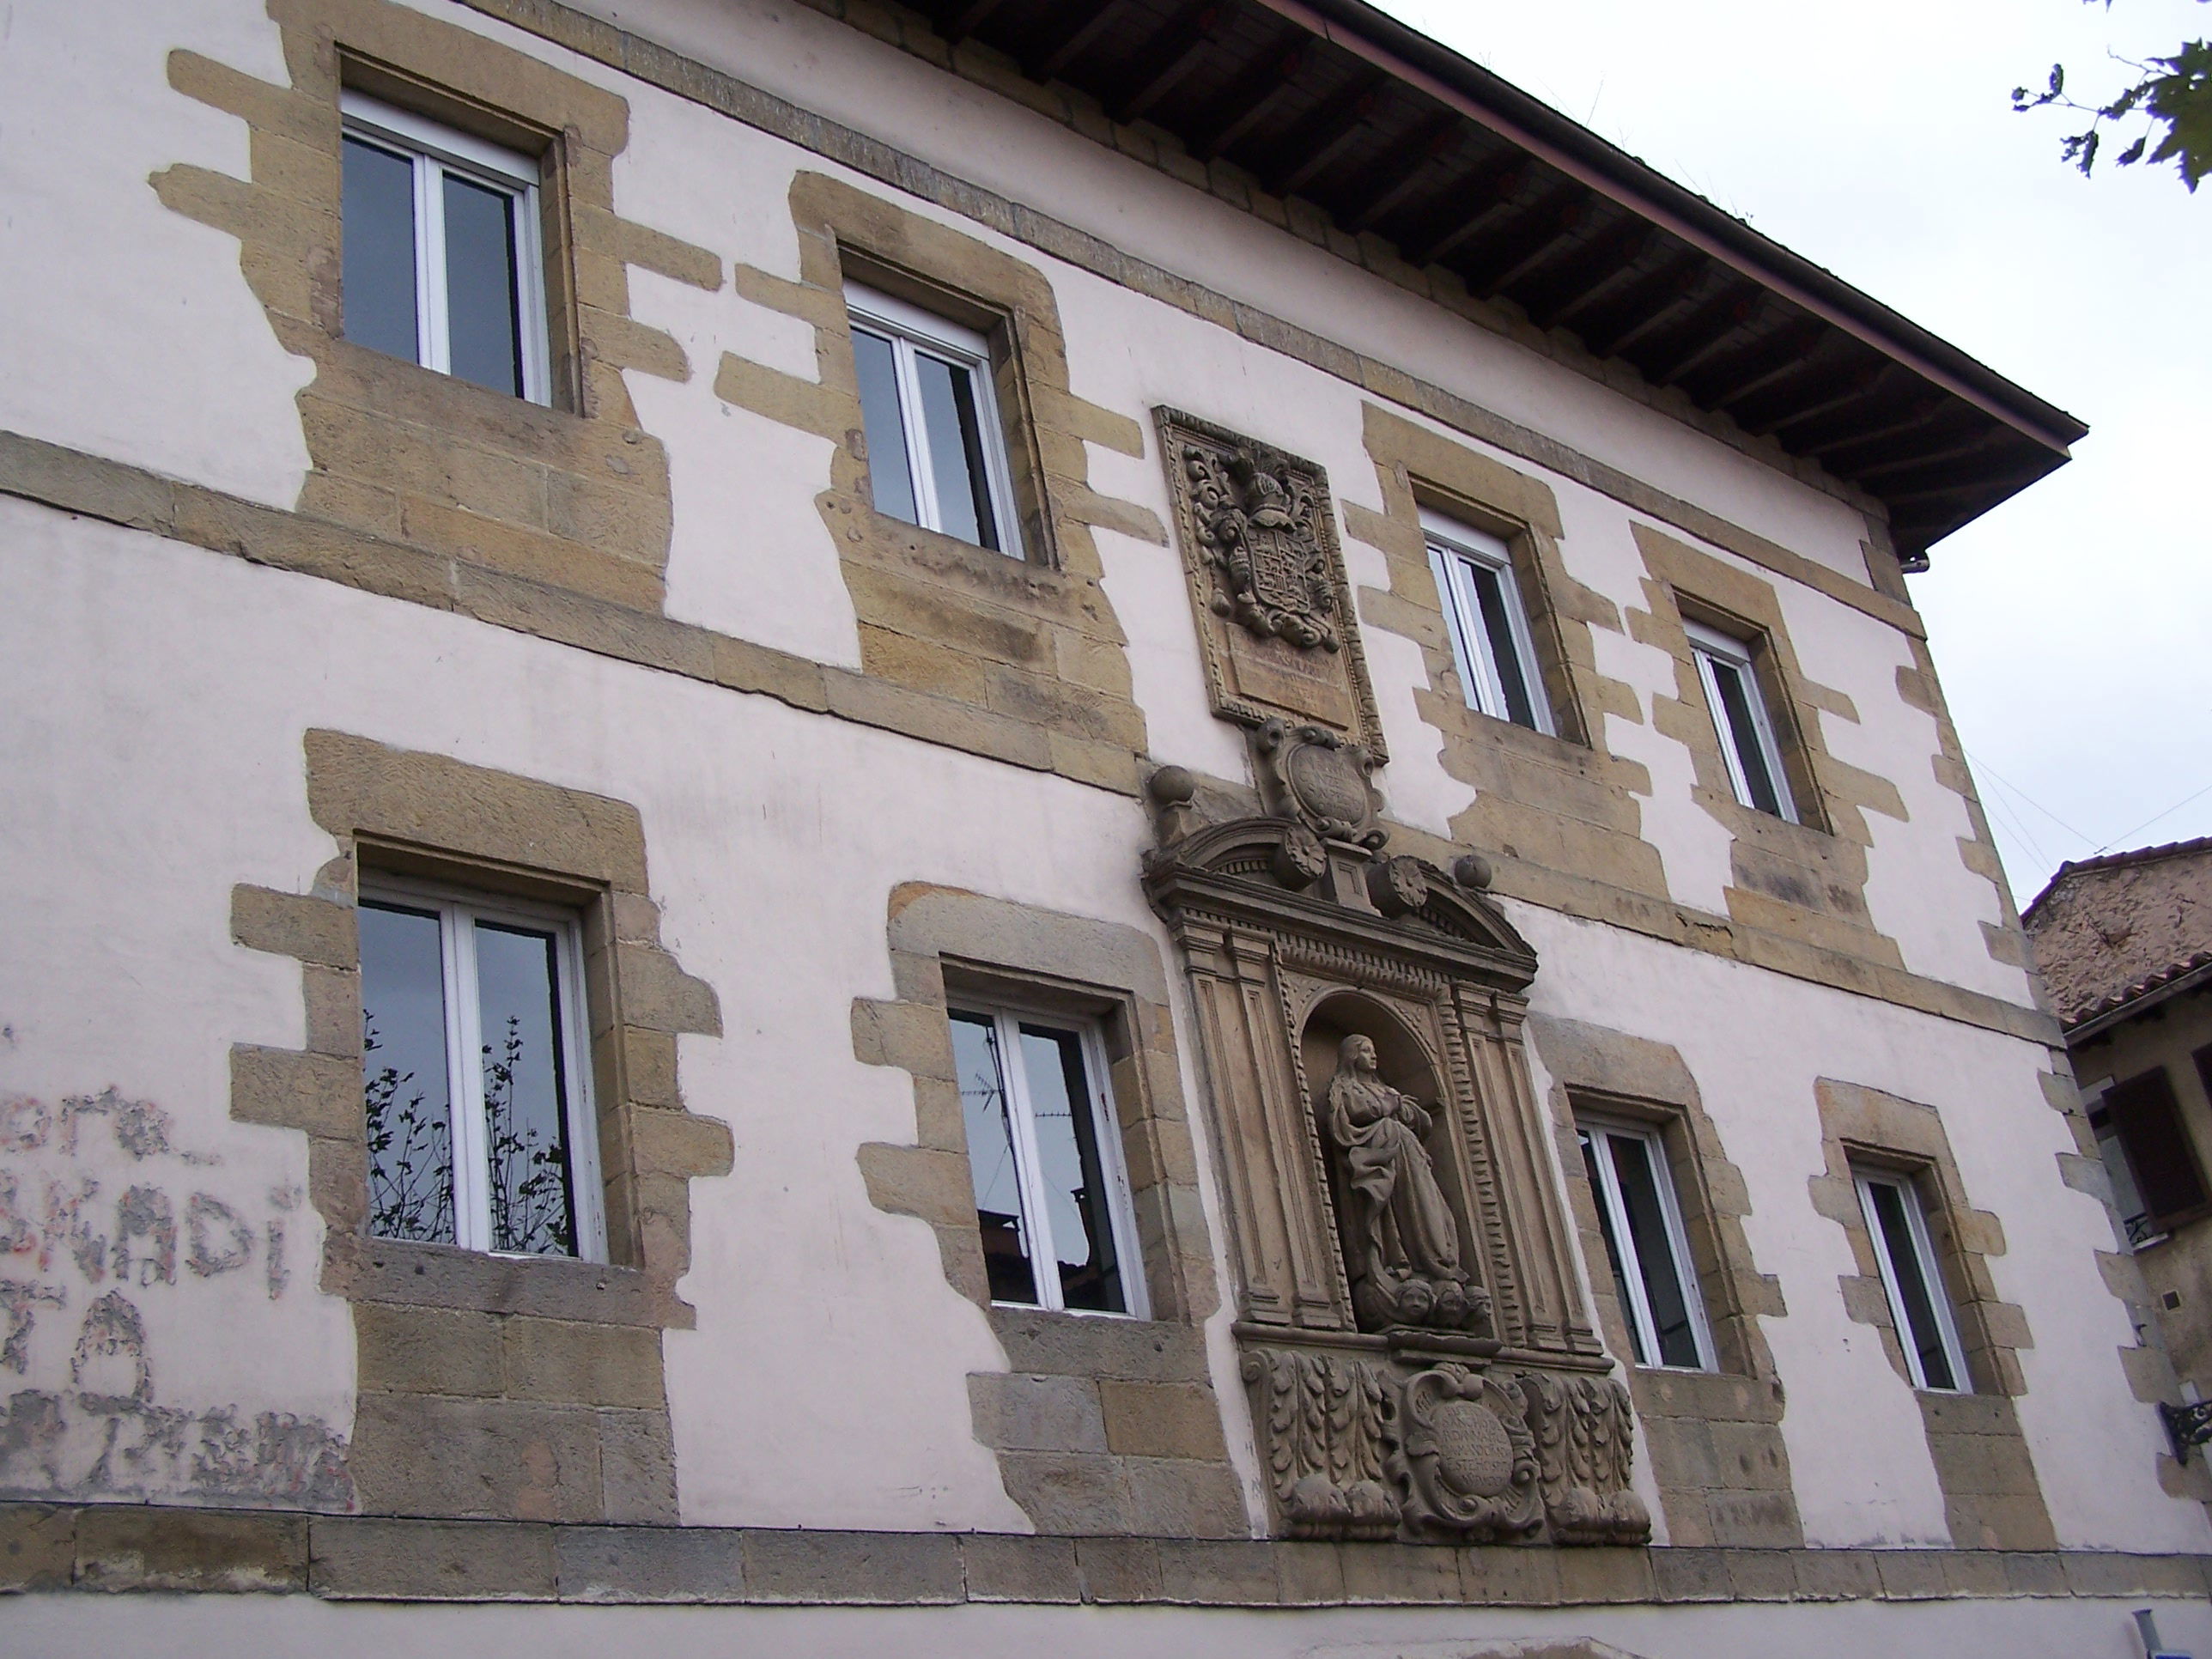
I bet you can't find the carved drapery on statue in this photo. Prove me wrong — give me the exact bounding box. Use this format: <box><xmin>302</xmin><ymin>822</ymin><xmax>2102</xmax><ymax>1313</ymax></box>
<box><xmin>1142</xmin><ymin>514</ymin><xmax>1646</xmax><ymax>1543</ymax></box>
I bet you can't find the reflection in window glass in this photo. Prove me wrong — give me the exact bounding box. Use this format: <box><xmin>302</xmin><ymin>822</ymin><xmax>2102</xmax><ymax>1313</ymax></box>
<box><xmin>1857</xmin><ymin>1172</ymin><xmax>1965</xmax><ymax>1392</ymax></box>
<box><xmin>950</xmin><ymin>1005</ymin><xmax>1141</xmax><ymax>1315</ymax></box>
<box><xmin>1019</xmin><ymin>1024</ymin><xmax>1122</xmax><ymax>1313</ymax></box>
<box><xmin>852</xmin><ymin>326</ymin><xmax>919</xmax><ymax>527</ymax></box>
<box><xmin>358</xmin><ymin>885</ymin><xmax>600</xmax><ymax>1261</ymax></box>
<box><xmin>1687</xmin><ymin>621</ymin><xmax>1796</xmax><ymax>822</ymax></box>
<box><xmin>338</xmin><ymin>94</ymin><xmax>545</xmax><ymax>403</ymax></box>
<box><xmin>1578</xmin><ymin>1121</ymin><xmax>1712</xmax><ymax>1370</ymax></box>
<box><xmin>844</xmin><ymin>284</ymin><xmax>1020</xmax><ymax>556</ymax></box>
<box><xmin>1425</xmin><ymin>517</ymin><xmax>1553</xmax><ymax>736</ymax></box>
<box><xmin>952</xmin><ymin>1012</ymin><xmax>1036</xmax><ymax>1305</ymax></box>
<box><xmin>474</xmin><ymin>921</ymin><xmax>576</xmax><ymax>1256</ymax></box>
<box><xmin>443</xmin><ymin>173</ymin><xmax>525</xmax><ymax>396</ymax></box>
<box><xmin>341</xmin><ymin>136</ymin><xmax>420</xmax><ymax>364</ymax></box>
<box><xmin>360</xmin><ymin>902</ymin><xmax>457</xmax><ymax>1244</ymax></box>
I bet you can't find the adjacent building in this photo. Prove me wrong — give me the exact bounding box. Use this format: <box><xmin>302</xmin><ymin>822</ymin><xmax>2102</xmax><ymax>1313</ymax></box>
<box><xmin>2028</xmin><ymin>840</ymin><xmax>2212</xmax><ymax>1402</ymax></box>
<box><xmin>3</xmin><ymin>0</ymin><xmax>2207</xmax><ymax>1652</ymax></box>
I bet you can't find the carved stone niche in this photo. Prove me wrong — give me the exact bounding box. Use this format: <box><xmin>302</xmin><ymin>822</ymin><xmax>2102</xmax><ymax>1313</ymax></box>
<box><xmin>1155</xmin><ymin>409</ymin><xmax>1388</xmax><ymax>759</ymax></box>
<box><xmin>1143</xmin><ymin>763</ymin><xmax>1647</xmax><ymax>1548</ymax></box>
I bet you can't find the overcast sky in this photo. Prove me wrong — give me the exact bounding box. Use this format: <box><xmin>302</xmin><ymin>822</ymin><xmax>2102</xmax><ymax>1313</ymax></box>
<box><xmin>1372</xmin><ymin>0</ymin><xmax>2212</xmax><ymax>908</ymax></box>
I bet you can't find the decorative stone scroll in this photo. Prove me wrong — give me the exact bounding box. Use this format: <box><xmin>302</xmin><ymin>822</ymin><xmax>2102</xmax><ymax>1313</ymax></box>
<box><xmin>1143</xmin><ymin>769</ymin><xmax>1644</xmax><ymax>1546</ymax></box>
<box><xmin>1155</xmin><ymin>410</ymin><xmax>1387</xmax><ymax>757</ymax></box>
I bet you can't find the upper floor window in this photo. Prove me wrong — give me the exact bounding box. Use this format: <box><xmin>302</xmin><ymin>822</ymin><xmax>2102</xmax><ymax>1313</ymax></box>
<box><xmin>2092</xmin><ymin>1064</ymin><xmax>2211</xmax><ymax>1247</ymax></box>
<box><xmin>1425</xmin><ymin>509</ymin><xmax>1553</xmax><ymax>735</ymax></box>
<box><xmin>1853</xmin><ymin>1166</ymin><xmax>1969</xmax><ymax>1392</ymax></box>
<box><xmin>848</xmin><ymin>283</ymin><xmax>1023</xmax><ymax>557</ymax></box>
<box><xmin>1578</xmin><ymin>1118</ymin><xmax>1713</xmax><ymax>1370</ymax></box>
<box><xmin>340</xmin><ymin>92</ymin><xmax>550</xmax><ymax>403</ymax></box>
<box><xmin>359</xmin><ymin>879</ymin><xmax>604</xmax><ymax>1261</ymax></box>
<box><xmin>951</xmin><ymin>1003</ymin><xmax>1144</xmax><ymax>1316</ymax></box>
<box><xmin>1686</xmin><ymin>618</ymin><xmax>1797</xmax><ymax>822</ymax></box>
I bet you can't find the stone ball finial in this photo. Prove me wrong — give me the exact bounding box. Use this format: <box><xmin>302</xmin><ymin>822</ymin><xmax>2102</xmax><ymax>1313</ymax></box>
<box><xmin>1147</xmin><ymin>765</ymin><xmax>1197</xmax><ymax>807</ymax></box>
<box><xmin>1453</xmin><ymin>853</ymin><xmax>1494</xmax><ymax>892</ymax></box>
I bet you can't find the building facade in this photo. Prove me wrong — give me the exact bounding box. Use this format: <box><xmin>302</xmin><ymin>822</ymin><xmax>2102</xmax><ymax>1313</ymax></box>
<box><xmin>2028</xmin><ymin>841</ymin><xmax>2212</xmax><ymax>1407</ymax></box>
<box><xmin>3</xmin><ymin>0</ymin><xmax>2208</xmax><ymax>1652</ymax></box>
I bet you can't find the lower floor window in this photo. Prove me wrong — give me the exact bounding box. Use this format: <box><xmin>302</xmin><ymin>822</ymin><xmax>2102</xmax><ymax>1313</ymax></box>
<box><xmin>951</xmin><ymin>1005</ymin><xmax>1144</xmax><ymax>1316</ymax></box>
<box><xmin>1578</xmin><ymin>1119</ymin><xmax>1713</xmax><ymax>1370</ymax></box>
<box><xmin>1854</xmin><ymin>1168</ymin><xmax>1968</xmax><ymax>1392</ymax></box>
<box><xmin>359</xmin><ymin>882</ymin><xmax>604</xmax><ymax>1260</ymax></box>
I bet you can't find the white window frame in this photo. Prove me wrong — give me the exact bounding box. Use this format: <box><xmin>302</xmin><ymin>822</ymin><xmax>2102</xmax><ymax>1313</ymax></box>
<box><xmin>950</xmin><ymin>1000</ymin><xmax>1147</xmax><ymax>1319</ymax></box>
<box><xmin>340</xmin><ymin>91</ymin><xmax>551</xmax><ymax>405</ymax></box>
<box><xmin>1578</xmin><ymin>1116</ymin><xmax>1716</xmax><ymax>1372</ymax></box>
<box><xmin>845</xmin><ymin>281</ymin><xmax>1025</xmax><ymax>559</ymax></box>
<box><xmin>1853</xmin><ymin>1169</ymin><xmax>1971</xmax><ymax>1393</ymax></box>
<box><xmin>1422</xmin><ymin>508</ymin><xmax>1555</xmax><ymax>736</ymax></box>
<box><xmin>360</xmin><ymin>877</ymin><xmax>605</xmax><ymax>1262</ymax></box>
<box><xmin>1685</xmin><ymin>617</ymin><xmax>1798</xmax><ymax>823</ymax></box>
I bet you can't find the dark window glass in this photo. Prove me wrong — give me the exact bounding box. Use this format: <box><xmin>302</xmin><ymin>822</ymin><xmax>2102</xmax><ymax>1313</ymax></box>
<box><xmin>341</xmin><ymin>136</ymin><xmax>420</xmax><ymax>364</ymax></box>
<box><xmin>443</xmin><ymin>172</ymin><xmax>525</xmax><ymax>396</ymax></box>
<box><xmin>474</xmin><ymin>921</ymin><xmax>577</xmax><ymax>1256</ymax></box>
<box><xmin>852</xmin><ymin>326</ymin><xmax>919</xmax><ymax>527</ymax></box>
<box><xmin>1467</xmin><ymin>560</ymin><xmax>1540</xmax><ymax>729</ymax></box>
<box><xmin>1609</xmin><ymin>1133</ymin><xmax>1701</xmax><ymax>1368</ymax></box>
<box><xmin>1708</xmin><ymin>654</ymin><xmax>1785</xmax><ymax>817</ymax></box>
<box><xmin>952</xmin><ymin>1012</ymin><xmax>1036</xmax><ymax>1305</ymax></box>
<box><xmin>360</xmin><ymin>902</ymin><xmax>456</xmax><ymax>1244</ymax></box>
<box><xmin>1580</xmin><ymin>1129</ymin><xmax>1646</xmax><ymax>1365</ymax></box>
<box><xmin>1866</xmin><ymin>1180</ymin><xmax>1958</xmax><ymax>1390</ymax></box>
<box><xmin>915</xmin><ymin>351</ymin><xmax>1000</xmax><ymax>550</ymax></box>
<box><xmin>2107</xmin><ymin>1066</ymin><xmax>2209</xmax><ymax>1226</ymax></box>
<box><xmin>1020</xmin><ymin>1024</ymin><xmax>1123</xmax><ymax>1313</ymax></box>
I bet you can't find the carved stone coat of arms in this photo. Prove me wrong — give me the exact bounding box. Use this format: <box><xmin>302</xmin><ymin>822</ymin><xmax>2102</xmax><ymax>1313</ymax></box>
<box><xmin>1155</xmin><ymin>409</ymin><xmax>1386</xmax><ymax>757</ymax></box>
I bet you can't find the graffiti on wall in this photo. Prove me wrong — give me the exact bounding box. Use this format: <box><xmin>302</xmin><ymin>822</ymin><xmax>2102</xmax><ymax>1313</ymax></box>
<box><xmin>0</xmin><ymin>1089</ymin><xmax>351</xmax><ymax>1508</ymax></box>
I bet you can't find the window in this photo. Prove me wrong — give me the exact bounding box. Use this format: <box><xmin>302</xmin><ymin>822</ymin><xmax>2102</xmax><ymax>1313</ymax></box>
<box><xmin>1854</xmin><ymin>1168</ymin><xmax>1969</xmax><ymax>1391</ymax></box>
<box><xmin>1578</xmin><ymin>1119</ymin><xmax>1714</xmax><ymax>1370</ymax></box>
<box><xmin>340</xmin><ymin>91</ymin><xmax>550</xmax><ymax>403</ymax></box>
<box><xmin>358</xmin><ymin>880</ymin><xmax>604</xmax><ymax>1261</ymax></box>
<box><xmin>2092</xmin><ymin>1066</ymin><xmax>2210</xmax><ymax>1245</ymax></box>
<box><xmin>848</xmin><ymin>283</ymin><xmax>1023</xmax><ymax>557</ymax></box>
<box><xmin>1686</xmin><ymin>618</ymin><xmax>1797</xmax><ymax>822</ymax></box>
<box><xmin>1425</xmin><ymin>509</ymin><xmax>1553</xmax><ymax>734</ymax></box>
<box><xmin>950</xmin><ymin>1004</ymin><xmax>1144</xmax><ymax>1316</ymax></box>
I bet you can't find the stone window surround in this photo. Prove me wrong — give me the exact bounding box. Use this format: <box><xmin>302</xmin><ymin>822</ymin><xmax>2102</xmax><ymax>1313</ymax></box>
<box><xmin>851</xmin><ymin>884</ymin><xmax>1246</xmax><ymax>1539</ymax></box>
<box><xmin>1529</xmin><ymin>1015</ymin><xmax>1802</xmax><ymax>1549</ymax></box>
<box><xmin>230</xmin><ymin>729</ymin><xmax>731</xmax><ymax>1523</ymax></box>
<box><xmin>714</xmin><ymin>170</ymin><xmax>1167</xmax><ymax>797</ymax></box>
<box><xmin>1630</xmin><ymin>522</ymin><xmax>1911</xmax><ymax>972</ymax></box>
<box><xmin>1808</xmin><ymin>1079</ymin><xmax>2057</xmax><ymax>1551</ymax></box>
<box><xmin>160</xmin><ymin>0</ymin><xmax>720</xmax><ymax>623</ymax></box>
<box><xmin>1346</xmin><ymin>401</ymin><xmax>1673</xmax><ymax>917</ymax></box>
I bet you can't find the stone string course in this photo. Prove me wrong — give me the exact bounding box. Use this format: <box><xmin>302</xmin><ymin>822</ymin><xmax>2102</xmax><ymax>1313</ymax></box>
<box><xmin>4</xmin><ymin>1502</ymin><xmax>2210</xmax><ymax>1607</ymax></box>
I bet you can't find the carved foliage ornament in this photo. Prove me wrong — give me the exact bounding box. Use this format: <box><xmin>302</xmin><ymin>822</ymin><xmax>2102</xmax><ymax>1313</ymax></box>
<box><xmin>1243</xmin><ymin>1346</ymin><xmax>1646</xmax><ymax>1547</ymax></box>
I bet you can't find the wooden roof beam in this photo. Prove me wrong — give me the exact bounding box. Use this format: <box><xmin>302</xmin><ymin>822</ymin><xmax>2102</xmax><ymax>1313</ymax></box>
<box><xmin>1258</xmin><ymin>73</ymin><xmax>1389</xmax><ymax>198</ymax></box>
<box><xmin>941</xmin><ymin>0</ymin><xmax>1011</xmax><ymax>46</ymax></box>
<box><xmin>1571</xmin><ymin>252</ymin><xmax>1711</xmax><ymax>359</ymax></box>
<box><xmin>1188</xmin><ymin>36</ymin><xmax>1310</xmax><ymax>160</ymax></box>
<box><xmin>1341</xmin><ymin>113</ymin><xmax>1461</xmax><ymax>233</ymax></box>
<box><xmin>1108</xmin><ymin>3</ymin><xmax>1225</xmax><ymax>125</ymax></box>
<box><xmin>1798</xmin><ymin>392</ymin><xmax>1949</xmax><ymax>459</ymax></box>
<box><xmin>1739</xmin><ymin>361</ymin><xmax>1891</xmax><ymax>438</ymax></box>
<box><xmin>1025</xmin><ymin>0</ymin><xmax>1126</xmax><ymax>82</ymax></box>
<box><xmin>1455</xmin><ymin>195</ymin><xmax>1589</xmax><ymax>296</ymax></box>
<box><xmin>1699</xmin><ymin>318</ymin><xmax>1826</xmax><ymax>408</ymax></box>
<box><xmin>1397</xmin><ymin>152</ymin><xmax>1528</xmax><ymax>267</ymax></box>
<box><xmin>1512</xmin><ymin>217</ymin><xmax>1658</xmax><ymax>329</ymax></box>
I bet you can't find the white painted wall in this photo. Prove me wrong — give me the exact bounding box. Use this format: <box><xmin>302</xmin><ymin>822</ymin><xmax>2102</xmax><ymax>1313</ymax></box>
<box><xmin>0</xmin><ymin>0</ymin><xmax>312</xmax><ymax>506</ymax></box>
<box><xmin>9</xmin><ymin>1583</ymin><xmax>2212</xmax><ymax>1659</ymax></box>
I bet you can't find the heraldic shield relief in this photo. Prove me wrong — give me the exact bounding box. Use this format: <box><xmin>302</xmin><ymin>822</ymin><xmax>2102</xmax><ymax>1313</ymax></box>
<box><xmin>1155</xmin><ymin>409</ymin><xmax>1388</xmax><ymax>758</ymax></box>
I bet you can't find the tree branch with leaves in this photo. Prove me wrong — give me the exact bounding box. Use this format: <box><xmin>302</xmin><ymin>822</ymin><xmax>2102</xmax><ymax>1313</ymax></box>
<box><xmin>2014</xmin><ymin>2</ymin><xmax>2212</xmax><ymax>191</ymax></box>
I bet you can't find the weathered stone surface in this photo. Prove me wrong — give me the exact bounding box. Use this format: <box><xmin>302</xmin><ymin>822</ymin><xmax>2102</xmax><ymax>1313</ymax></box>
<box><xmin>555</xmin><ymin>1523</ymin><xmax>744</xmax><ymax>1602</ymax></box>
<box><xmin>960</xmin><ymin>1532</ymin><xmax>1082</xmax><ymax>1604</ymax></box>
<box><xmin>0</xmin><ymin>1504</ymin><xmax>76</xmax><ymax>1592</ymax></box>
<box><xmin>969</xmin><ymin>1372</ymin><xmax>1109</xmax><ymax>1454</ymax></box>
<box><xmin>74</xmin><ymin>1505</ymin><xmax>307</xmax><ymax>1594</ymax></box>
<box><xmin>740</xmin><ymin>1528</ymin><xmax>964</xmax><ymax>1604</ymax></box>
<box><xmin>313</xmin><ymin>1516</ymin><xmax>558</xmax><ymax>1600</ymax></box>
